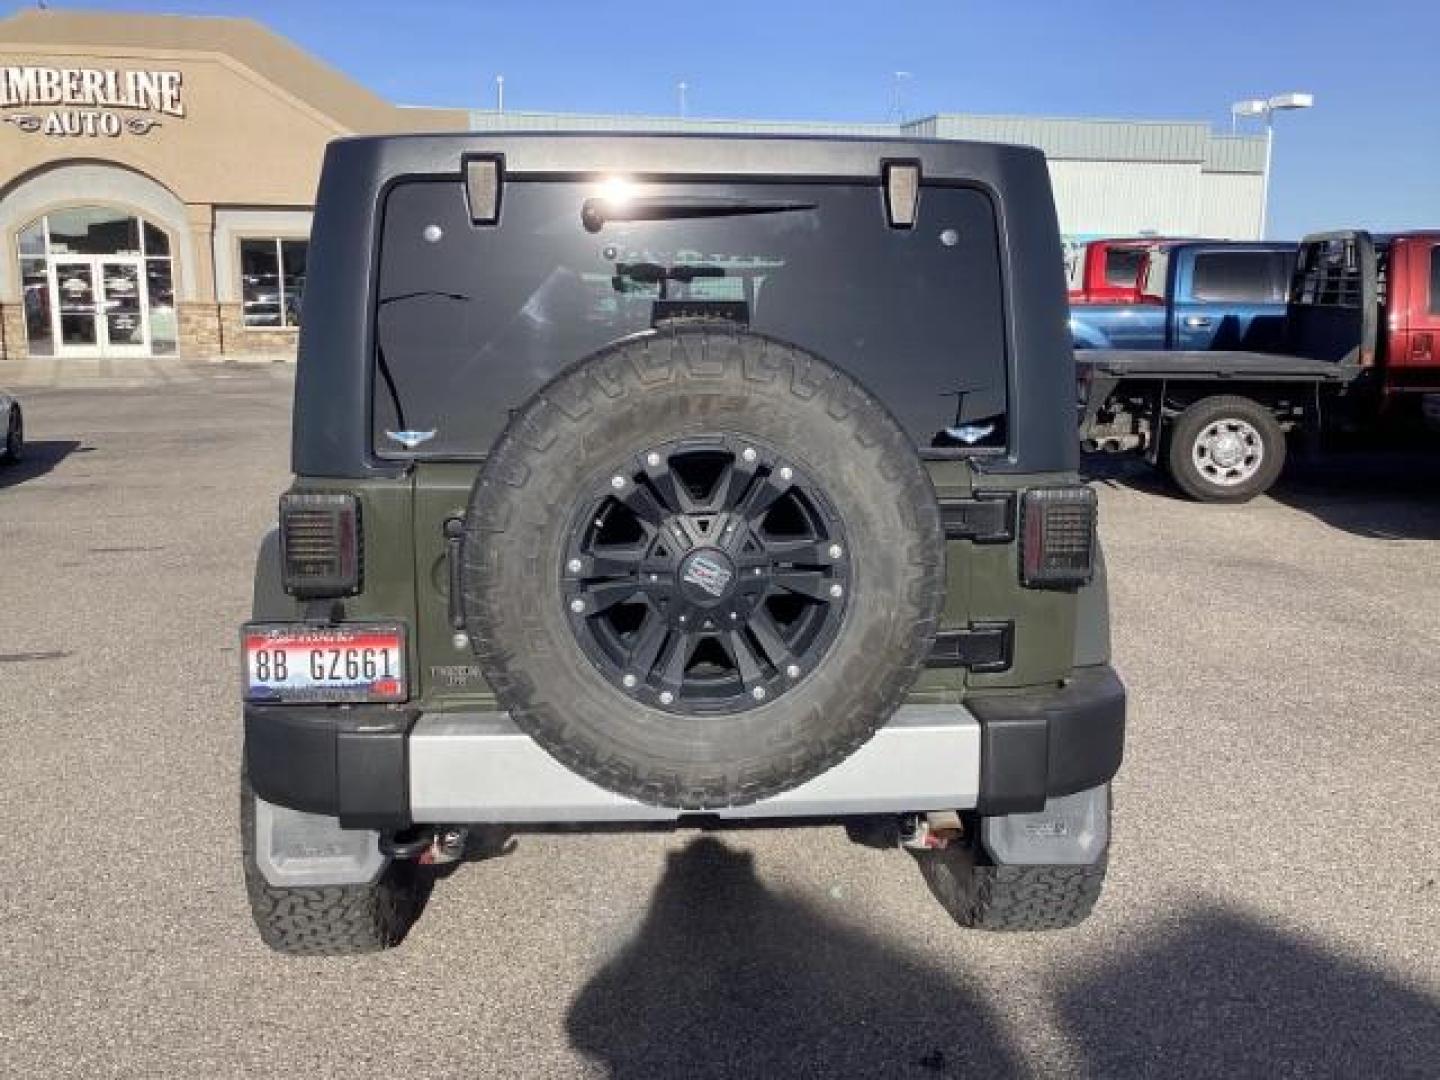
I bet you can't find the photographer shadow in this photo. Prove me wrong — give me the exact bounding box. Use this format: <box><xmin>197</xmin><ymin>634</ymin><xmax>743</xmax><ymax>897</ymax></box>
<box><xmin>1054</xmin><ymin>903</ymin><xmax>1440</xmax><ymax>1078</ymax></box>
<box><xmin>566</xmin><ymin>836</ymin><xmax>1023</xmax><ymax>1079</ymax></box>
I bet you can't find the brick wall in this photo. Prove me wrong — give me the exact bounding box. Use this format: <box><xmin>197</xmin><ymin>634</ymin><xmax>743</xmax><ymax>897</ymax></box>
<box><xmin>177</xmin><ymin>302</ymin><xmax>224</xmax><ymax>357</ymax></box>
<box><xmin>218</xmin><ymin>302</ymin><xmax>299</xmax><ymax>358</ymax></box>
<box><xmin>0</xmin><ymin>303</ymin><xmax>25</xmax><ymax>361</ymax></box>
<box><xmin>0</xmin><ymin>300</ymin><xmax>297</xmax><ymax>362</ymax></box>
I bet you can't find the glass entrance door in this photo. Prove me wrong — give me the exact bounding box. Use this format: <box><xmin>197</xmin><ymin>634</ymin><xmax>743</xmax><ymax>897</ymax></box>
<box><xmin>20</xmin><ymin>208</ymin><xmax>175</xmax><ymax>359</ymax></box>
<box><xmin>52</xmin><ymin>259</ymin><xmax>100</xmax><ymax>356</ymax></box>
<box><xmin>99</xmin><ymin>260</ymin><xmax>149</xmax><ymax>356</ymax></box>
<box><xmin>50</xmin><ymin>256</ymin><xmax>150</xmax><ymax>357</ymax></box>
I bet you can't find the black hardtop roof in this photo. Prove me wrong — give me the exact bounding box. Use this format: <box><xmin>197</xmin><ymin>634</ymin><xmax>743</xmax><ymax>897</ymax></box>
<box><xmin>292</xmin><ymin>130</ymin><xmax>1078</xmax><ymax>479</ymax></box>
<box><xmin>329</xmin><ymin>129</ymin><xmax>1048</xmax><ymax>180</ymax></box>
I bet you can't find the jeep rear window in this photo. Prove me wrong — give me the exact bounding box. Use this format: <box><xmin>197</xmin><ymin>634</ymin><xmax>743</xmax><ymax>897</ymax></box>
<box><xmin>373</xmin><ymin>178</ymin><xmax>1008</xmax><ymax>457</ymax></box>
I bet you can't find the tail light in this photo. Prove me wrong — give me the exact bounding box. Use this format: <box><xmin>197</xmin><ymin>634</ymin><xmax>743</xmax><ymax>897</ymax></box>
<box><xmin>1020</xmin><ymin>487</ymin><xmax>1096</xmax><ymax>589</ymax></box>
<box><xmin>279</xmin><ymin>492</ymin><xmax>362</xmax><ymax>598</ymax></box>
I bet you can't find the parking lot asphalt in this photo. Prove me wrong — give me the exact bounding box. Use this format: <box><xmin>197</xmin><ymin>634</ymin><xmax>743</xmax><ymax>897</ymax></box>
<box><xmin>1</xmin><ymin>360</ymin><xmax>1437</xmax><ymax>1079</ymax></box>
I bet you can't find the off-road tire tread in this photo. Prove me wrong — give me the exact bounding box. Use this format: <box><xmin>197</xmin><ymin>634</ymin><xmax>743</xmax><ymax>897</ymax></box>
<box><xmin>916</xmin><ymin>846</ymin><xmax>1107</xmax><ymax>931</ymax></box>
<box><xmin>240</xmin><ymin>775</ymin><xmax>429</xmax><ymax>955</ymax></box>
<box><xmin>1166</xmin><ymin>394</ymin><xmax>1285</xmax><ymax>503</ymax></box>
<box><xmin>462</xmin><ymin>326</ymin><xmax>944</xmax><ymax>808</ymax></box>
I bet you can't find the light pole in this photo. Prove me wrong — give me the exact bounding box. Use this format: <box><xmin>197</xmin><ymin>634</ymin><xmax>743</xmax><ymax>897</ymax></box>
<box><xmin>677</xmin><ymin>80</ymin><xmax>688</xmax><ymax>118</ymax></box>
<box><xmin>496</xmin><ymin>74</ymin><xmax>505</xmax><ymax>114</ymax></box>
<box><xmin>891</xmin><ymin>71</ymin><xmax>912</xmax><ymax>124</ymax></box>
<box><xmin>1231</xmin><ymin>92</ymin><xmax>1314</xmax><ymax>239</ymax></box>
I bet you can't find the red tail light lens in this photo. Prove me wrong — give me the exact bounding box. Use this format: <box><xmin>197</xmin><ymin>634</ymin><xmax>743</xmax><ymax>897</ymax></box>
<box><xmin>1020</xmin><ymin>487</ymin><xmax>1096</xmax><ymax>589</ymax></box>
<box><xmin>280</xmin><ymin>492</ymin><xmax>362</xmax><ymax>598</ymax></box>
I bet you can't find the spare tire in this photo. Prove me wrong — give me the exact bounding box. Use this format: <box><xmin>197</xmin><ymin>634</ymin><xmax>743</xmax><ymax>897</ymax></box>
<box><xmin>462</xmin><ymin>326</ymin><xmax>943</xmax><ymax>808</ymax></box>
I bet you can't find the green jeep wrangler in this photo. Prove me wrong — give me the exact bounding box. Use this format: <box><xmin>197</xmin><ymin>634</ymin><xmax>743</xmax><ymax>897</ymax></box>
<box><xmin>240</xmin><ymin>133</ymin><xmax>1125</xmax><ymax>954</ymax></box>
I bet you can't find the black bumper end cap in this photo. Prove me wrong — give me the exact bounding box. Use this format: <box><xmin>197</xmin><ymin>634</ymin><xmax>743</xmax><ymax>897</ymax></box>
<box><xmin>970</xmin><ymin>664</ymin><xmax>1126</xmax><ymax>816</ymax></box>
<box><xmin>243</xmin><ymin>704</ymin><xmax>414</xmax><ymax>830</ymax></box>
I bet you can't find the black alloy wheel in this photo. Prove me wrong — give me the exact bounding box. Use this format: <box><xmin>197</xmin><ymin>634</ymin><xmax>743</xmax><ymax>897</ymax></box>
<box><xmin>562</xmin><ymin>435</ymin><xmax>849</xmax><ymax>715</ymax></box>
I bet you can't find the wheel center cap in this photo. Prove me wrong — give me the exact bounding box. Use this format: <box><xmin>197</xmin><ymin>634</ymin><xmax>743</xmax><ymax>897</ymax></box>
<box><xmin>1211</xmin><ymin>433</ymin><xmax>1244</xmax><ymax>467</ymax></box>
<box><xmin>678</xmin><ymin>547</ymin><xmax>738</xmax><ymax>607</ymax></box>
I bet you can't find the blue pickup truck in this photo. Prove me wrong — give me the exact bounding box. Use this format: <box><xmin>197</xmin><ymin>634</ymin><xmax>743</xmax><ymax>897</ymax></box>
<box><xmin>1070</xmin><ymin>241</ymin><xmax>1297</xmax><ymax>352</ymax></box>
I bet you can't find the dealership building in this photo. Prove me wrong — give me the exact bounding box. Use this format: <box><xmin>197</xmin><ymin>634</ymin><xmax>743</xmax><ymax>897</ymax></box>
<box><xmin>0</xmin><ymin>8</ymin><xmax>1267</xmax><ymax>362</ymax></box>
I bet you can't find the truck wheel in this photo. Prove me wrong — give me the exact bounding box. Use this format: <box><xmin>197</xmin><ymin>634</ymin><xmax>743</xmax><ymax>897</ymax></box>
<box><xmin>1166</xmin><ymin>395</ymin><xmax>1285</xmax><ymax>503</ymax></box>
<box><xmin>239</xmin><ymin>773</ymin><xmax>430</xmax><ymax>955</ymax></box>
<box><xmin>1</xmin><ymin>405</ymin><xmax>21</xmax><ymax>464</ymax></box>
<box><xmin>913</xmin><ymin>840</ymin><xmax>1107</xmax><ymax>931</ymax></box>
<box><xmin>462</xmin><ymin>326</ymin><xmax>945</xmax><ymax>809</ymax></box>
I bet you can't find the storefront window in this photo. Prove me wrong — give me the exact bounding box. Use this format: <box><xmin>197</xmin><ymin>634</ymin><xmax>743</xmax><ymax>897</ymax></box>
<box><xmin>240</xmin><ymin>237</ymin><xmax>307</xmax><ymax>328</ymax></box>
<box><xmin>14</xmin><ymin>207</ymin><xmax>175</xmax><ymax>357</ymax></box>
<box><xmin>147</xmin><ymin>259</ymin><xmax>177</xmax><ymax>355</ymax></box>
<box><xmin>18</xmin><ymin>220</ymin><xmax>46</xmax><ymax>257</ymax></box>
<box><xmin>20</xmin><ymin>257</ymin><xmax>53</xmax><ymax>356</ymax></box>
<box><xmin>143</xmin><ymin>221</ymin><xmax>171</xmax><ymax>258</ymax></box>
<box><xmin>47</xmin><ymin>206</ymin><xmax>143</xmax><ymax>256</ymax></box>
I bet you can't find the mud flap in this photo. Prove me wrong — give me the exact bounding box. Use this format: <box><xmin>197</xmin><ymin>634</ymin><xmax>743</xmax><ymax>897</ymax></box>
<box><xmin>253</xmin><ymin>794</ymin><xmax>388</xmax><ymax>887</ymax></box>
<box><xmin>980</xmin><ymin>783</ymin><xmax>1109</xmax><ymax>866</ymax></box>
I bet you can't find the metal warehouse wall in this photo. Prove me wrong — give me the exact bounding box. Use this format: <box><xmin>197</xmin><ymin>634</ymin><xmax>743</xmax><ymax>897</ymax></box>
<box><xmin>1048</xmin><ymin>160</ymin><xmax>1263</xmax><ymax>240</ymax></box>
<box><xmin>468</xmin><ymin>109</ymin><xmax>1267</xmax><ymax>241</ymax></box>
<box><xmin>1049</xmin><ymin>160</ymin><xmax>1202</xmax><ymax>237</ymax></box>
<box><xmin>1195</xmin><ymin>172</ymin><xmax>1266</xmax><ymax>239</ymax></box>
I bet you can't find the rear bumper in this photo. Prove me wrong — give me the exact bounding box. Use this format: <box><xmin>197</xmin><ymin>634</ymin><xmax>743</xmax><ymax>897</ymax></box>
<box><xmin>244</xmin><ymin>664</ymin><xmax>1124</xmax><ymax>828</ymax></box>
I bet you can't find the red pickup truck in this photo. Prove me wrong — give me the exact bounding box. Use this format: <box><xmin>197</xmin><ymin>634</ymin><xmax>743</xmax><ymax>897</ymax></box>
<box><xmin>1384</xmin><ymin>231</ymin><xmax>1440</xmax><ymax>382</ymax></box>
<box><xmin>1066</xmin><ymin>237</ymin><xmax>1200</xmax><ymax>305</ymax></box>
<box><xmin>1078</xmin><ymin>229</ymin><xmax>1440</xmax><ymax>501</ymax></box>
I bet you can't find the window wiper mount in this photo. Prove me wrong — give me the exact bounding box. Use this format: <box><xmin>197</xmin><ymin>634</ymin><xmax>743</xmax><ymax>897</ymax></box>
<box><xmin>582</xmin><ymin>196</ymin><xmax>815</xmax><ymax>233</ymax></box>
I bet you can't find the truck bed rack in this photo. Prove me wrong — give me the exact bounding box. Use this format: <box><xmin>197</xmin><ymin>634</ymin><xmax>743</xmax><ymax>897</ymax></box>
<box><xmin>1079</xmin><ymin>350</ymin><xmax>1359</xmax><ymax>383</ymax></box>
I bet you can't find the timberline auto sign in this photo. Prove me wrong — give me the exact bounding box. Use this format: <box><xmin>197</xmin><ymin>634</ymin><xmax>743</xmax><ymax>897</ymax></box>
<box><xmin>1</xmin><ymin>66</ymin><xmax>184</xmax><ymax>137</ymax></box>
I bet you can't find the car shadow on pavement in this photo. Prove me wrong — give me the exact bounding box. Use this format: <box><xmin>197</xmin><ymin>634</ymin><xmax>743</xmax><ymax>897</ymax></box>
<box><xmin>565</xmin><ymin>837</ymin><xmax>1024</xmax><ymax>1080</ymax></box>
<box><xmin>1265</xmin><ymin>450</ymin><xmax>1440</xmax><ymax>540</ymax></box>
<box><xmin>1053</xmin><ymin>903</ymin><xmax>1440</xmax><ymax>1079</ymax></box>
<box><xmin>0</xmin><ymin>439</ymin><xmax>84</xmax><ymax>489</ymax></box>
<box><xmin>1083</xmin><ymin>446</ymin><xmax>1440</xmax><ymax>540</ymax></box>
<box><xmin>1081</xmin><ymin>452</ymin><xmax>1181</xmax><ymax>499</ymax></box>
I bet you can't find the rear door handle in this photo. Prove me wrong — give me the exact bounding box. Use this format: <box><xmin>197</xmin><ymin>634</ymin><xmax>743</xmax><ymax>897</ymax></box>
<box><xmin>1183</xmin><ymin>316</ymin><xmax>1213</xmax><ymax>329</ymax></box>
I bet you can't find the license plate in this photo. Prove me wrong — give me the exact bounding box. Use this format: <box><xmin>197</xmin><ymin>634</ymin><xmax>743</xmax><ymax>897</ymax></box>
<box><xmin>242</xmin><ymin>623</ymin><xmax>406</xmax><ymax>703</ymax></box>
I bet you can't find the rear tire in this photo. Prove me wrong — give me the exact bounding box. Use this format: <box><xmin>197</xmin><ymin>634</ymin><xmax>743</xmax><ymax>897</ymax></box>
<box><xmin>239</xmin><ymin>772</ymin><xmax>430</xmax><ymax>955</ymax></box>
<box><xmin>914</xmin><ymin>840</ymin><xmax>1106</xmax><ymax>931</ymax></box>
<box><xmin>1</xmin><ymin>406</ymin><xmax>21</xmax><ymax>464</ymax></box>
<box><xmin>1166</xmin><ymin>395</ymin><xmax>1285</xmax><ymax>503</ymax></box>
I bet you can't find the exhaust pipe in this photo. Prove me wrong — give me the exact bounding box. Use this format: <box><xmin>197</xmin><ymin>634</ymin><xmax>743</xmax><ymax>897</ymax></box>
<box><xmin>1084</xmin><ymin>435</ymin><xmax>1144</xmax><ymax>453</ymax></box>
<box><xmin>1088</xmin><ymin>435</ymin><xmax>1143</xmax><ymax>452</ymax></box>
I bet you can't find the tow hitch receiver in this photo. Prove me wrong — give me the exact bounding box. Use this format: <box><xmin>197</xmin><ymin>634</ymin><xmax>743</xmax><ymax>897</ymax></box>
<box><xmin>381</xmin><ymin>826</ymin><xmax>468</xmax><ymax>866</ymax></box>
<box><xmin>899</xmin><ymin>810</ymin><xmax>965</xmax><ymax>851</ymax></box>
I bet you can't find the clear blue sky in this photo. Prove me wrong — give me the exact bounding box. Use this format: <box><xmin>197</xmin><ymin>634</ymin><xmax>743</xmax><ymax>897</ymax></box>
<box><xmin>7</xmin><ymin>0</ymin><xmax>1438</xmax><ymax>238</ymax></box>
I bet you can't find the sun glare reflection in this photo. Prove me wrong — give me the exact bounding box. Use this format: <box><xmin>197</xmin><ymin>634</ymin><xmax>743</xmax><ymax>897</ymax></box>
<box><xmin>598</xmin><ymin>176</ymin><xmax>638</xmax><ymax>206</ymax></box>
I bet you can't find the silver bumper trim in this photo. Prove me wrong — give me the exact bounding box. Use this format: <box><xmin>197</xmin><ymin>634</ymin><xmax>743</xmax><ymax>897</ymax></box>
<box><xmin>408</xmin><ymin>705</ymin><xmax>980</xmax><ymax>823</ymax></box>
